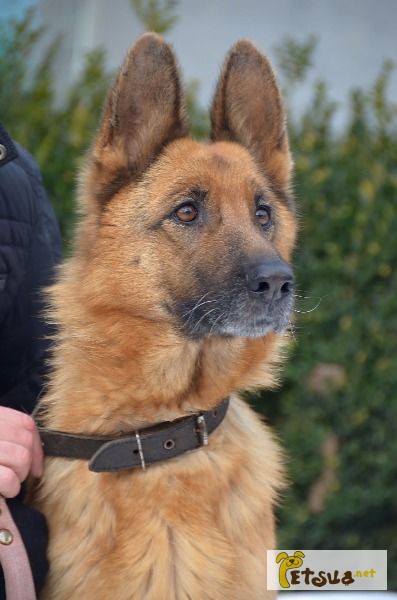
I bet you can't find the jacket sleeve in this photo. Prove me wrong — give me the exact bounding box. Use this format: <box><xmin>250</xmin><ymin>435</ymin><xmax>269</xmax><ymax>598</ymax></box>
<box><xmin>0</xmin><ymin>124</ymin><xmax>63</xmax><ymax>598</ymax></box>
<box><xmin>0</xmin><ymin>133</ymin><xmax>62</xmax><ymax>414</ymax></box>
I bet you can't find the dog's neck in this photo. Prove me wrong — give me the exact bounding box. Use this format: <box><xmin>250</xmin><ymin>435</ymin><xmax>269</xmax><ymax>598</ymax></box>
<box><xmin>43</xmin><ymin>295</ymin><xmax>283</xmax><ymax>435</ymax></box>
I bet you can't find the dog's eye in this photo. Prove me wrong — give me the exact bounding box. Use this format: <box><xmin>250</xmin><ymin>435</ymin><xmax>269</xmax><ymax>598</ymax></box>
<box><xmin>256</xmin><ymin>206</ymin><xmax>271</xmax><ymax>228</ymax></box>
<box><xmin>174</xmin><ymin>203</ymin><xmax>199</xmax><ymax>224</ymax></box>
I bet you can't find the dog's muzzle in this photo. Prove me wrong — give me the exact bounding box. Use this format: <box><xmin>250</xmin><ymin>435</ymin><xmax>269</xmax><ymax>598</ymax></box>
<box><xmin>177</xmin><ymin>257</ymin><xmax>294</xmax><ymax>338</ymax></box>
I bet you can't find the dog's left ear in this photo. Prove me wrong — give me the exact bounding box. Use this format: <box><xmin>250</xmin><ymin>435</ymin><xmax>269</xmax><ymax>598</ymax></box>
<box><xmin>211</xmin><ymin>40</ymin><xmax>292</xmax><ymax>191</ymax></box>
<box><xmin>86</xmin><ymin>33</ymin><xmax>187</xmax><ymax>206</ymax></box>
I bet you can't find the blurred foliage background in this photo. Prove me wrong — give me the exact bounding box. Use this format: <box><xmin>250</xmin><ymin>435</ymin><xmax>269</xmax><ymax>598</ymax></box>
<box><xmin>1</xmin><ymin>1</ymin><xmax>396</xmax><ymax>589</ymax></box>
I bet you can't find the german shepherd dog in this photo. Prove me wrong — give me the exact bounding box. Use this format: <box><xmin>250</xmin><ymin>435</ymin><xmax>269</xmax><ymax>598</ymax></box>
<box><xmin>34</xmin><ymin>33</ymin><xmax>297</xmax><ymax>599</ymax></box>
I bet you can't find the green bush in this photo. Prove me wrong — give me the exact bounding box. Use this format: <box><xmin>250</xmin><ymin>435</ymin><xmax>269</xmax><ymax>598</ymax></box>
<box><xmin>256</xmin><ymin>40</ymin><xmax>397</xmax><ymax>587</ymax></box>
<box><xmin>0</xmin><ymin>9</ymin><xmax>111</xmax><ymax>244</ymax></box>
<box><xmin>1</xmin><ymin>7</ymin><xmax>396</xmax><ymax>590</ymax></box>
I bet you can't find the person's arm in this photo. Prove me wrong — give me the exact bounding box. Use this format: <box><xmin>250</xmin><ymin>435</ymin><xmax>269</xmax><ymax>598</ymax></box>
<box><xmin>0</xmin><ymin>124</ymin><xmax>60</xmax><ymax>598</ymax></box>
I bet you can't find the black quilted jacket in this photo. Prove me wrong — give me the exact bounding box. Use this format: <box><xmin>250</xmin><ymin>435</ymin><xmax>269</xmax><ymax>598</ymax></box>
<box><xmin>0</xmin><ymin>123</ymin><xmax>62</xmax><ymax>597</ymax></box>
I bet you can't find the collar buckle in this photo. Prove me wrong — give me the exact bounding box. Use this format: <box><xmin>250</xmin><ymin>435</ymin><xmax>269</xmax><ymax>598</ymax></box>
<box><xmin>134</xmin><ymin>431</ymin><xmax>146</xmax><ymax>470</ymax></box>
<box><xmin>195</xmin><ymin>414</ymin><xmax>209</xmax><ymax>446</ymax></box>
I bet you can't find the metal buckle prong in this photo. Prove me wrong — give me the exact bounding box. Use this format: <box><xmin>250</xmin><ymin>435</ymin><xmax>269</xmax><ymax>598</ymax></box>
<box><xmin>196</xmin><ymin>414</ymin><xmax>209</xmax><ymax>446</ymax></box>
<box><xmin>135</xmin><ymin>431</ymin><xmax>146</xmax><ymax>471</ymax></box>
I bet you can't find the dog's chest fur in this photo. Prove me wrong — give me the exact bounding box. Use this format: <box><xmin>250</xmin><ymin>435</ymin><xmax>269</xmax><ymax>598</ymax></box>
<box><xmin>37</xmin><ymin>397</ymin><xmax>282</xmax><ymax>600</ymax></box>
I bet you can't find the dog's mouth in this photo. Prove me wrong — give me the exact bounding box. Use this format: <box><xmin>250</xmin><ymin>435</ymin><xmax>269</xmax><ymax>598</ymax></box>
<box><xmin>175</xmin><ymin>289</ymin><xmax>294</xmax><ymax>339</ymax></box>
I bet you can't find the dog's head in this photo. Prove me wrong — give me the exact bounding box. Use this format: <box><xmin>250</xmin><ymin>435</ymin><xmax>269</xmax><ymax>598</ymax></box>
<box><xmin>79</xmin><ymin>33</ymin><xmax>297</xmax><ymax>340</ymax></box>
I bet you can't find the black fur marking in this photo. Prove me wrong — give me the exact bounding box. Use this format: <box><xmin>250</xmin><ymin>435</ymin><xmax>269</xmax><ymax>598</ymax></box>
<box><xmin>266</xmin><ymin>176</ymin><xmax>296</xmax><ymax>213</ymax></box>
<box><xmin>95</xmin><ymin>169</ymin><xmax>132</xmax><ymax>206</ymax></box>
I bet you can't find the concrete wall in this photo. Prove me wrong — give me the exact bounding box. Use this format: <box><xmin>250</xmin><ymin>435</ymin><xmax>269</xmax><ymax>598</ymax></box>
<box><xmin>2</xmin><ymin>0</ymin><xmax>397</xmax><ymax>124</ymax></box>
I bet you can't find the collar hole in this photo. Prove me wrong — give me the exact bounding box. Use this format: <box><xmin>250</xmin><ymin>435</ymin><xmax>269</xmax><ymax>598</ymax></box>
<box><xmin>163</xmin><ymin>439</ymin><xmax>175</xmax><ymax>450</ymax></box>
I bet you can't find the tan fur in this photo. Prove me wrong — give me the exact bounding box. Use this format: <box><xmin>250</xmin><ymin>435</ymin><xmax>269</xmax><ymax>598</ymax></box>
<box><xmin>33</xmin><ymin>34</ymin><xmax>297</xmax><ymax>599</ymax></box>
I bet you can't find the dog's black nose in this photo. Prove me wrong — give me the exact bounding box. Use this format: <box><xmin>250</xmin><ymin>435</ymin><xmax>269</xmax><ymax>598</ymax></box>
<box><xmin>245</xmin><ymin>259</ymin><xmax>294</xmax><ymax>299</ymax></box>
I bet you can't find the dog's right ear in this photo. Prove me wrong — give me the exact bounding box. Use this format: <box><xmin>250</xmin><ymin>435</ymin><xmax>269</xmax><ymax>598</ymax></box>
<box><xmin>86</xmin><ymin>33</ymin><xmax>187</xmax><ymax>207</ymax></box>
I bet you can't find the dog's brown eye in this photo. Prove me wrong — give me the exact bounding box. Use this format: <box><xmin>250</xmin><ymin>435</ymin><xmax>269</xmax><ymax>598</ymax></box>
<box><xmin>175</xmin><ymin>203</ymin><xmax>198</xmax><ymax>223</ymax></box>
<box><xmin>256</xmin><ymin>206</ymin><xmax>271</xmax><ymax>228</ymax></box>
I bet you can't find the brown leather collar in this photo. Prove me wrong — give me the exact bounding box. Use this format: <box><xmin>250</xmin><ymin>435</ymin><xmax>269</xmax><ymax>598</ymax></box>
<box><xmin>35</xmin><ymin>399</ymin><xmax>229</xmax><ymax>473</ymax></box>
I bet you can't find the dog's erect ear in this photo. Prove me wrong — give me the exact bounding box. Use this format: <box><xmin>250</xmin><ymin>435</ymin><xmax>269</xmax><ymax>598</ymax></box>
<box><xmin>88</xmin><ymin>33</ymin><xmax>187</xmax><ymax>205</ymax></box>
<box><xmin>211</xmin><ymin>40</ymin><xmax>292</xmax><ymax>191</ymax></box>
<box><xmin>294</xmin><ymin>551</ymin><xmax>305</xmax><ymax>559</ymax></box>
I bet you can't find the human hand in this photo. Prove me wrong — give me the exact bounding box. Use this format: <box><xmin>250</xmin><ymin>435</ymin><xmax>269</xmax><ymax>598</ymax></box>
<box><xmin>0</xmin><ymin>407</ymin><xmax>44</xmax><ymax>498</ymax></box>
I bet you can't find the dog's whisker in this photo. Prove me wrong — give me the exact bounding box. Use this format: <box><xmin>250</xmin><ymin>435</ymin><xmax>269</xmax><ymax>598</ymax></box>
<box><xmin>183</xmin><ymin>291</ymin><xmax>210</xmax><ymax>312</ymax></box>
<box><xmin>292</xmin><ymin>297</ymin><xmax>323</xmax><ymax>314</ymax></box>
<box><xmin>182</xmin><ymin>299</ymin><xmax>216</xmax><ymax>321</ymax></box>
<box><xmin>191</xmin><ymin>307</ymin><xmax>218</xmax><ymax>332</ymax></box>
<box><xmin>293</xmin><ymin>294</ymin><xmax>323</xmax><ymax>300</ymax></box>
<box><xmin>182</xmin><ymin>292</ymin><xmax>216</xmax><ymax>325</ymax></box>
<box><xmin>209</xmin><ymin>310</ymin><xmax>226</xmax><ymax>335</ymax></box>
